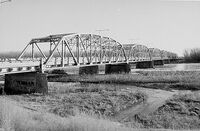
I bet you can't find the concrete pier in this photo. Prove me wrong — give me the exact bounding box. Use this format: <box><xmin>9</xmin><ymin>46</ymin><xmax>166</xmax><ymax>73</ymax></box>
<box><xmin>153</xmin><ymin>60</ymin><xmax>164</xmax><ymax>66</ymax></box>
<box><xmin>0</xmin><ymin>88</ymin><xmax>2</xmax><ymax>95</ymax></box>
<box><xmin>4</xmin><ymin>72</ymin><xmax>48</xmax><ymax>94</ymax></box>
<box><xmin>170</xmin><ymin>59</ymin><xmax>179</xmax><ymax>63</ymax></box>
<box><xmin>129</xmin><ymin>63</ymin><xmax>137</xmax><ymax>69</ymax></box>
<box><xmin>163</xmin><ymin>59</ymin><xmax>170</xmax><ymax>64</ymax></box>
<box><xmin>105</xmin><ymin>63</ymin><xmax>130</xmax><ymax>74</ymax></box>
<box><xmin>79</xmin><ymin>65</ymin><xmax>99</xmax><ymax>75</ymax></box>
<box><xmin>136</xmin><ymin>61</ymin><xmax>154</xmax><ymax>69</ymax></box>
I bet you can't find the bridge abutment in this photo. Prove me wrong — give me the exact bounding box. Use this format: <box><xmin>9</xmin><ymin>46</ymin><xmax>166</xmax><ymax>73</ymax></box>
<box><xmin>135</xmin><ymin>61</ymin><xmax>154</xmax><ymax>69</ymax></box>
<box><xmin>4</xmin><ymin>72</ymin><xmax>48</xmax><ymax>94</ymax></box>
<box><xmin>79</xmin><ymin>65</ymin><xmax>99</xmax><ymax>75</ymax></box>
<box><xmin>105</xmin><ymin>63</ymin><xmax>130</xmax><ymax>74</ymax></box>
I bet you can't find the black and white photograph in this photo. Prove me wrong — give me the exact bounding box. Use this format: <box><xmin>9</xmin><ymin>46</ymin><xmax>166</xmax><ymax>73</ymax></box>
<box><xmin>0</xmin><ymin>0</ymin><xmax>200</xmax><ymax>130</ymax></box>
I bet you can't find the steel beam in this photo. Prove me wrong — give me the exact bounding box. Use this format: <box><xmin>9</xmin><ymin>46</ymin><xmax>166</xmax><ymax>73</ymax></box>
<box><xmin>64</xmin><ymin>39</ymin><xmax>78</xmax><ymax>65</ymax></box>
<box><xmin>35</xmin><ymin>43</ymin><xmax>47</xmax><ymax>59</ymax></box>
<box><xmin>17</xmin><ymin>42</ymin><xmax>31</xmax><ymax>60</ymax></box>
<box><xmin>61</xmin><ymin>41</ymin><xmax>65</xmax><ymax>67</ymax></box>
<box><xmin>43</xmin><ymin>39</ymin><xmax>63</xmax><ymax>65</ymax></box>
<box><xmin>76</xmin><ymin>35</ymin><xmax>79</xmax><ymax>65</ymax></box>
<box><xmin>31</xmin><ymin>43</ymin><xmax>35</xmax><ymax>60</ymax></box>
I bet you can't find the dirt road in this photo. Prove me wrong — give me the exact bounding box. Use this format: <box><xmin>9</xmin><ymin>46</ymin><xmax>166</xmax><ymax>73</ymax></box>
<box><xmin>114</xmin><ymin>87</ymin><xmax>179</xmax><ymax>122</ymax></box>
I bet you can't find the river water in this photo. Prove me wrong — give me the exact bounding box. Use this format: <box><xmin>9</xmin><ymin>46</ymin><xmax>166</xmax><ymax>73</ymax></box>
<box><xmin>151</xmin><ymin>63</ymin><xmax>200</xmax><ymax>71</ymax></box>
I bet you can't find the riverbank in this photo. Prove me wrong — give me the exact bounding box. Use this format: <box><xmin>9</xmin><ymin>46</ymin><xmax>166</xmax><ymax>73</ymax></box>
<box><xmin>48</xmin><ymin>70</ymin><xmax>200</xmax><ymax>90</ymax></box>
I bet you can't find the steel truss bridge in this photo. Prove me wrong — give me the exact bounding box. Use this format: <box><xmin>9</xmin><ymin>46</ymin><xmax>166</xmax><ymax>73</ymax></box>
<box><xmin>0</xmin><ymin>33</ymin><xmax>178</xmax><ymax>75</ymax></box>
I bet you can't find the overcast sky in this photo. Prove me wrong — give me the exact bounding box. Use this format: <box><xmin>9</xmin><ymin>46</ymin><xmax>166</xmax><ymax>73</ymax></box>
<box><xmin>0</xmin><ymin>0</ymin><xmax>200</xmax><ymax>56</ymax></box>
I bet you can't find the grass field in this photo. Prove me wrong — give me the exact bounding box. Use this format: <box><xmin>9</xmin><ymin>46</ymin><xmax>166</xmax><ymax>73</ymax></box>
<box><xmin>48</xmin><ymin>70</ymin><xmax>200</xmax><ymax>90</ymax></box>
<box><xmin>0</xmin><ymin>97</ymin><xmax>137</xmax><ymax>131</ymax></box>
<box><xmin>1</xmin><ymin>70</ymin><xmax>200</xmax><ymax>130</ymax></box>
<box><xmin>1</xmin><ymin>92</ymin><xmax>200</xmax><ymax>131</ymax></box>
<box><xmin>6</xmin><ymin>82</ymin><xmax>146</xmax><ymax>118</ymax></box>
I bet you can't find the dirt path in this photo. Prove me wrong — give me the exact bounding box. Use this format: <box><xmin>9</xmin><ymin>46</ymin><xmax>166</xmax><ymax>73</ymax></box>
<box><xmin>114</xmin><ymin>87</ymin><xmax>179</xmax><ymax>122</ymax></box>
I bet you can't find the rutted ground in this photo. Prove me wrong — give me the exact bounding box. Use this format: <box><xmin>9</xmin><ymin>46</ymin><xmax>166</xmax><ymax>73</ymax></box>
<box><xmin>131</xmin><ymin>91</ymin><xmax>200</xmax><ymax>129</ymax></box>
<box><xmin>114</xmin><ymin>88</ymin><xmax>178</xmax><ymax>122</ymax></box>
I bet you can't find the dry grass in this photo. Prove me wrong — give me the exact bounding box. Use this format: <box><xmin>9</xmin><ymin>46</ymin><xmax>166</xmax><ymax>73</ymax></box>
<box><xmin>0</xmin><ymin>97</ymin><xmax>173</xmax><ymax>131</ymax></box>
<box><xmin>9</xmin><ymin>83</ymin><xmax>146</xmax><ymax>118</ymax></box>
<box><xmin>0</xmin><ymin>97</ymin><xmax>121</xmax><ymax>131</ymax></box>
<box><xmin>48</xmin><ymin>71</ymin><xmax>200</xmax><ymax>90</ymax></box>
<box><xmin>2</xmin><ymin>71</ymin><xmax>200</xmax><ymax>130</ymax></box>
<box><xmin>129</xmin><ymin>92</ymin><xmax>200</xmax><ymax>130</ymax></box>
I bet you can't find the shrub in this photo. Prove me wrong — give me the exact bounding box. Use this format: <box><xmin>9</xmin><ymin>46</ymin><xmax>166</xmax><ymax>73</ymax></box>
<box><xmin>184</xmin><ymin>48</ymin><xmax>200</xmax><ymax>63</ymax></box>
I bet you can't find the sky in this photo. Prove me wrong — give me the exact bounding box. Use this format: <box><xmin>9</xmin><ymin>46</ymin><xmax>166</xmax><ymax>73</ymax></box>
<box><xmin>0</xmin><ymin>0</ymin><xmax>200</xmax><ymax>56</ymax></box>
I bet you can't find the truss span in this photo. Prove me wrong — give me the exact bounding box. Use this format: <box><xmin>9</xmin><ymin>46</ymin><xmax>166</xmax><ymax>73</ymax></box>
<box><xmin>18</xmin><ymin>33</ymin><xmax>127</xmax><ymax>67</ymax></box>
<box><xmin>16</xmin><ymin>33</ymin><xmax>179</xmax><ymax>69</ymax></box>
<box><xmin>123</xmin><ymin>44</ymin><xmax>151</xmax><ymax>61</ymax></box>
<box><xmin>148</xmin><ymin>48</ymin><xmax>163</xmax><ymax>60</ymax></box>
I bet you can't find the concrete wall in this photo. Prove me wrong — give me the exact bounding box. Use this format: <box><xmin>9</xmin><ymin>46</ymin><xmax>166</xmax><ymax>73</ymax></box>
<box><xmin>4</xmin><ymin>72</ymin><xmax>48</xmax><ymax>94</ymax></box>
<box><xmin>105</xmin><ymin>63</ymin><xmax>130</xmax><ymax>74</ymax></box>
<box><xmin>136</xmin><ymin>61</ymin><xmax>154</xmax><ymax>69</ymax></box>
<box><xmin>79</xmin><ymin>65</ymin><xmax>99</xmax><ymax>75</ymax></box>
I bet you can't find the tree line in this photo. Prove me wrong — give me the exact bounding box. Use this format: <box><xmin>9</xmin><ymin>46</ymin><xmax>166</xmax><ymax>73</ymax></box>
<box><xmin>184</xmin><ymin>48</ymin><xmax>200</xmax><ymax>63</ymax></box>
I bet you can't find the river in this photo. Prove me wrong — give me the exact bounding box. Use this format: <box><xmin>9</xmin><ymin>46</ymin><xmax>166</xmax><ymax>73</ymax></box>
<box><xmin>150</xmin><ymin>63</ymin><xmax>200</xmax><ymax>71</ymax></box>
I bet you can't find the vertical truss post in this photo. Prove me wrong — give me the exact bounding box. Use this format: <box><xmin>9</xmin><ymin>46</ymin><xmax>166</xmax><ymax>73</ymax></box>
<box><xmin>66</xmin><ymin>44</ymin><xmax>69</xmax><ymax>65</ymax></box>
<box><xmin>31</xmin><ymin>43</ymin><xmax>35</xmax><ymax>60</ymax></box>
<box><xmin>95</xmin><ymin>53</ymin><xmax>97</xmax><ymax>63</ymax></box>
<box><xmin>99</xmin><ymin>36</ymin><xmax>102</xmax><ymax>64</ymax></box>
<box><xmin>39</xmin><ymin>58</ymin><xmax>44</xmax><ymax>73</ymax></box>
<box><xmin>64</xmin><ymin>44</ymin><xmax>66</xmax><ymax>64</ymax></box>
<box><xmin>149</xmin><ymin>49</ymin><xmax>152</xmax><ymax>61</ymax></box>
<box><xmin>61</xmin><ymin>40</ymin><xmax>65</xmax><ymax>67</ymax></box>
<box><xmin>109</xmin><ymin>43</ymin><xmax>111</xmax><ymax>63</ymax></box>
<box><xmin>89</xmin><ymin>35</ymin><xmax>92</xmax><ymax>64</ymax></box>
<box><xmin>67</xmin><ymin>55</ymin><xmax>69</xmax><ymax>65</ymax></box>
<box><xmin>160</xmin><ymin>51</ymin><xmax>163</xmax><ymax>60</ymax></box>
<box><xmin>82</xmin><ymin>53</ymin><xmax>84</xmax><ymax>64</ymax></box>
<box><xmin>50</xmin><ymin>42</ymin><xmax>52</xmax><ymax>55</ymax></box>
<box><xmin>76</xmin><ymin>35</ymin><xmax>79</xmax><ymax>65</ymax></box>
<box><xmin>55</xmin><ymin>57</ymin><xmax>57</xmax><ymax>67</ymax></box>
